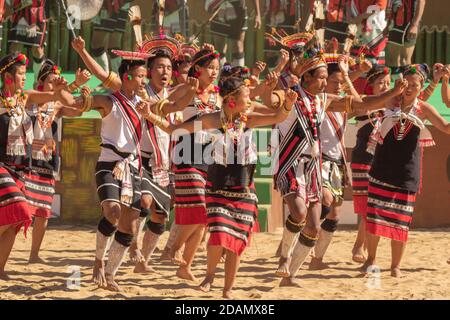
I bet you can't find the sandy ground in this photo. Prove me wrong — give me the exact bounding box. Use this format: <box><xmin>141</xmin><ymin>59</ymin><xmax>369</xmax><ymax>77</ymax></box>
<box><xmin>1</xmin><ymin>226</ymin><xmax>449</xmax><ymax>300</ymax></box>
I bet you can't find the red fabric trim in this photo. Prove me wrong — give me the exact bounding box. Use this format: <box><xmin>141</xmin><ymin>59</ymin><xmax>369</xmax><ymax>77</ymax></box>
<box><xmin>175</xmin><ymin>206</ymin><xmax>207</xmax><ymax>225</ymax></box>
<box><xmin>366</xmin><ymin>220</ymin><xmax>408</xmax><ymax>242</ymax></box>
<box><xmin>0</xmin><ymin>201</ymin><xmax>32</xmax><ymax>236</ymax></box>
<box><xmin>208</xmin><ymin>232</ymin><xmax>247</xmax><ymax>256</ymax></box>
<box><xmin>369</xmin><ymin>185</ymin><xmax>416</xmax><ymax>202</ymax></box>
<box><xmin>353</xmin><ymin>195</ymin><xmax>368</xmax><ymax>216</ymax></box>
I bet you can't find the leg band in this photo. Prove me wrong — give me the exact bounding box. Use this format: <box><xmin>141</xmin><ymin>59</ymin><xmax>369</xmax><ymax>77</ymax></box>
<box><xmin>146</xmin><ymin>220</ymin><xmax>165</xmax><ymax>235</ymax></box>
<box><xmin>98</xmin><ymin>217</ymin><xmax>117</xmax><ymax>237</ymax></box>
<box><xmin>320</xmin><ymin>205</ymin><xmax>331</xmax><ymax>220</ymax></box>
<box><xmin>114</xmin><ymin>230</ymin><xmax>134</xmax><ymax>247</ymax></box>
<box><xmin>140</xmin><ymin>208</ymin><xmax>151</xmax><ymax>218</ymax></box>
<box><xmin>321</xmin><ymin>219</ymin><xmax>339</xmax><ymax>233</ymax></box>
<box><xmin>286</xmin><ymin>215</ymin><xmax>305</xmax><ymax>233</ymax></box>
<box><xmin>298</xmin><ymin>232</ymin><xmax>319</xmax><ymax>248</ymax></box>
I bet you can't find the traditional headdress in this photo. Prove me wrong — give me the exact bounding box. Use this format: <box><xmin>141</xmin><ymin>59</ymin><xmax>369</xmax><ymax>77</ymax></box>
<box><xmin>138</xmin><ymin>33</ymin><xmax>181</xmax><ymax>59</ymax></box>
<box><xmin>173</xmin><ymin>34</ymin><xmax>200</xmax><ymax>61</ymax></box>
<box><xmin>366</xmin><ymin>66</ymin><xmax>391</xmax><ymax>83</ymax></box>
<box><xmin>404</xmin><ymin>64</ymin><xmax>429</xmax><ymax>83</ymax></box>
<box><xmin>0</xmin><ymin>53</ymin><xmax>29</xmax><ymax>75</ymax></box>
<box><xmin>265</xmin><ymin>29</ymin><xmax>327</xmax><ymax>76</ymax></box>
<box><xmin>110</xmin><ymin>50</ymin><xmax>152</xmax><ymax>61</ymax></box>
<box><xmin>38</xmin><ymin>59</ymin><xmax>62</xmax><ymax>82</ymax></box>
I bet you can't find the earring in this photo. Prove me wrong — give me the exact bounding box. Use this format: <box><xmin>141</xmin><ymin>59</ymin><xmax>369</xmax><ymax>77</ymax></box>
<box><xmin>128</xmin><ymin>75</ymin><xmax>133</xmax><ymax>80</ymax></box>
<box><xmin>194</xmin><ymin>71</ymin><xmax>201</xmax><ymax>78</ymax></box>
<box><xmin>228</xmin><ymin>100</ymin><xmax>236</xmax><ymax>109</ymax></box>
<box><xmin>5</xmin><ymin>78</ymin><xmax>12</xmax><ymax>85</ymax></box>
<box><xmin>37</xmin><ymin>84</ymin><xmax>44</xmax><ymax>91</ymax></box>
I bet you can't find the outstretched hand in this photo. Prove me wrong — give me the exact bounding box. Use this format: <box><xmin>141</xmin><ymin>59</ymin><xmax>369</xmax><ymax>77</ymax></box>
<box><xmin>75</xmin><ymin>68</ymin><xmax>91</xmax><ymax>86</ymax></box>
<box><xmin>264</xmin><ymin>71</ymin><xmax>280</xmax><ymax>91</ymax></box>
<box><xmin>393</xmin><ymin>79</ymin><xmax>408</xmax><ymax>95</ymax></box>
<box><xmin>71</xmin><ymin>36</ymin><xmax>86</xmax><ymax>53</ymax></box>
<box><xmin>284</xmin><ymin>89</ymin><xmax>298</xmax><ymax>111</ymax></box>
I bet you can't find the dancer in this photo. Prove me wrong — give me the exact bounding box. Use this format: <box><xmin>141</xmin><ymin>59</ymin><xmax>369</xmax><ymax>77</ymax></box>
<box><xmin>139</xmin><ymin>73</ymin><xmax>298</xmax><ymax>298</ymax></box>
<box><xmin>263</xmin><ymin>31</ymin><xmax>409</xmax><ymax>286</ymax></box>
<box><xmin>169</xmin><ymin>48</ymin><xmax>222</xmax><ymax>281</ymax></box>
<box><xmin>132</xmin><ymin>35</ymin><xmax>199</xmax><ymax>272</ymax></box>
<box><xmin>27</xmin><ymin>60</ymin><xmax>91</xmax><ymax>264</ymax></box>
<box><xmin>0</xmin><ymin>52</ymin><xmax>72</xmax><ymax>280</ymax></box>
<box><xmin>360</xmin><ymin>64</ymin><xmax>450</xmax><ymax>278</ymax></box>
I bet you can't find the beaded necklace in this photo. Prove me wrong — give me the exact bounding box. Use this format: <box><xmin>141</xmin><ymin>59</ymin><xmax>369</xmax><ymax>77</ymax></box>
<box><xmin>221</xmin><ymin>108</ymin><xmax>249</xmax><ymax>143</ymax></box>
<box><xmin>0</xmin><ymin>89</ymin><xmax>27</xmax><ymax>116</ymax></box>
<box><xmin>298</xmin><ymin>89</ymin><xmax>320</xmax><ymax>141</ymax></box>
<box><xmin>37</xmin><ymin>104</ymin><xmax>56</xmax><ymax>130</ymax></box>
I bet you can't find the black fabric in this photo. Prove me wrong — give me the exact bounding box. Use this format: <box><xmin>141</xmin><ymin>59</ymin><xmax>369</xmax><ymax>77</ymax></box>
<box><xmin>369</xmin><ymin>125</ymin><xmax>421</xmax><ymax>192</ymax></box>
<box><xmin>351</xmin><ymin>122</ymin><xmax>375</xmax><ymax>165</ymax></box>
<box><xmin>114</xmin><ymin>230</ymin><xmax>134</xmax><ymax>247</ymax></box>
<box><xmin>146</xmin><ymin>220</ymin><xmax>165</xmax><ymax>235</ymax></box>
<box><xmin>207</xmin><ymin>164</ymin><xmax>255</xmax><ymax>191</ymax></box>
<box><xmin>321</xmin><ymin>219</ymin><xmax>339</xmax><ymax>233</ymax></box>
<box><xmin>140</xmin><ymin>208</ymin><xmax>151</xmax><ymax>218</ymax></box>
<box><xmin>286</xmin><ymin>215</ymin><xmax>303</xmax><ymax>233</ymax></box>
<box><xmin>298</xmin><ymin>232</ymin><xmax>317</xmax><ymax>248</ymax></box>
<box><xmin>98</xmin><ymin>217</ymin><xmax>117</xmax><ymax>237</ymax></box>
<box><xmin>141</xmin><ymin>157</ymin><xmax>171</xmax><ymax>217</ymax></box>
<box><xmin>91</xmin><ymin>47</ymin><xmax>106</xmax><ymax>57</ymax></box>
<box><xmin>320</xmin><ymin>205</ymin><xmax>331</xmax><ymax>220</ymax></box>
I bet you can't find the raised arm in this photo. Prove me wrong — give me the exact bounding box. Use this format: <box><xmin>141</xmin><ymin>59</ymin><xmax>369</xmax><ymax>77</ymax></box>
<box><xmin>327</xmin><ymin>79</ymin><xmax>407</xmax><ymax>112</ymax></box>
<box><xmin>421</xmin><ymin>101</ymin><xmax>450</xmax><ymax>134</ymax></box>
<box><xmin>272</xmin><ymin>49</ymin><xmax>289</xmax><ymax>75</ymax></box>
<box><xmin>71</xmin><ymin>36</ymin><xmax>122</xmax><ymax>92</ymax></box>
<box><xmin>421</xmin><ymin>63</ymin><xmax>446</xmax><ymax>101</ymax></box>
<box><xmin>25</xmin><ymin>77</ymin><xmax>75</xmax><ymax>107</ymax></box>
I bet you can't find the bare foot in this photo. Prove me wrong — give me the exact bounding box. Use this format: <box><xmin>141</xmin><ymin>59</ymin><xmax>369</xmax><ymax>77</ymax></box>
<box><xmin>104</xmin><ymin>274</ymin><xmax>121</xmax><ymax>292</ymax></box>
<box><xmin>28</xmin><ymin>255</ymin><xmax>47</xmax><ymax>264</ymax></box>
<box><xmin>0</xmin><ymin>271</ymin><xmax>11</xmax><ymax>281</ymax></box>
<box><xmin>160</xmin><ymin>247</ymin><xmax>171</xmax><ymax>261</ymax></box>
<box><xmin>199</xmin><ymin>275</ymin><xmax>214</xmax><ymax>292</ymax></box>
<box><xmin>359</xmin><ymin>260</ymin><xmax>375</xmax><ymax>275</ymax></box>
<box><xmin>279</xmin><ymin>277</ymin><xmax>301</xmax><ymax>288</ymax></box>
<box><xmin>170</xmin><ymin>248</ymin><xmax>187</xmax><ymax>266</ymax></box>
<box><xmin>309</xmin><ymin>257</ymin><xmax>329</xmax><ymax>271</ymax></box>
<box><xmin>129</xmin><ymin>248</ymin><xmax>145</xmax><ymax>264</ymax></box>
<box><xmin>223</xmin><ymin>290</ymin><xmax>234</xmax><ymax>299</ymax></box>
<box><xmin>176</xmin><ymin>266</ymin><xmax>197</xmax><ymax>282</ymax></box>
<box><xmin>92</xmin><ymin>258</ymin><xmax>106</xmax><ymax>287</ymax></box>
<box><xmin>275</xmin><ymin>257</ymin><xmax>291</xmax><ymax>278</ymax></box>
<box><xmin>352</xmin><ymin>247</ymin><xmax>367</xmax><ymax>264</ymax></box>
<box><xmin>133</xmin><ymin>262</ymin><xmax>155</xmax><ymax>274</ymax></box>
<box><xmin>391</xmin><ymin>267</ymin><xmax>405</xmax><ymax>278</ymax></box>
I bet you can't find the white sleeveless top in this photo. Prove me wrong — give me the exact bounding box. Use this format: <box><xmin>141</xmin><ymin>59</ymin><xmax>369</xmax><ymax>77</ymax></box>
<box><xmin>320</xmin><ymin>112</ymin><xmax>346</xmax><ymax>161</ymax></box>
<box><xmin>98</xmin><ymin>94</ymin><xmax>141</xmax><ymax>167</ymax></box>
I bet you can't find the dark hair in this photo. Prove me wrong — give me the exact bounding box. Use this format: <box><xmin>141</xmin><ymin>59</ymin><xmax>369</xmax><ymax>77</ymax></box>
<box><xmin>366</xmin><ymin>65</ymin><xmax>391</xmax><ymax>84</ymax></box>
<box><xmin>118</xmin><ymin>59</ymin><xmax>146</xmax><ymax>79</ymax></box>
<box><xmin>38</xmin><ymin>59</ymin><xmax>58</xmax><ymax>82</ymax></box>
<box><xmin>327</xmin><ymin>63</ymin><xmax>341</xmax><ymax>77</ymax></box>
<box><xmin>188</xmin><ymin>49</ymin><xmax>219</xmax><ymax>77</ymax></box>
<box><xmin>219</xmin><ymin>76</ymin><xmax>244</xmax><ymax>100</ymax></box>
<box><xmin>404</xmin><ymin>63</ymin><xmax>430</xmax><ymax>84</ymax></box>
<box><xmin>147</xmin><ymin>49</ymin><xmax>173</xmax><ymax>70</ymax></box>
<box><xmin>219</xmin><ymin>63</ymin><xmax>251</xmax><ymax>84</ymax></box>
<box><xmin>174</xmin><ymin>53</ymin><xmax>193</xmax><ymax>71</ymax></box>
<box><xmin>0</xmin><ymin>52</ymin><xmax>27</xmax><ymax>82</ymax></box>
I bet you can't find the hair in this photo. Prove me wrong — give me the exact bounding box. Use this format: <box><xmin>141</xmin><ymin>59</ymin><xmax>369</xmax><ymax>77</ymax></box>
<box><xmin>404</xmin><ymin>63</ymin><xmax>430</xmax><ymax>85</ymax></box>
<box><xmin>219</xmin><ymin>63</ymin><xmax>251</xmax><ymax>84</ymax></box>
<box><xmin>174</xmin><ymin>53</ymin><xmax>193</xmax><ymax>71</ymax></box>
<box><xmin>118</xmin><ymin>59</ymin><xmax>146</xmax><ymax>79</ymax></box>
<box><xmin>327</xmin><ymin>63</ymin><xmax>341</xmax><ymax>77</ymax></box>
<box><xmin>0</xmin><ymin>52</ymin><xmax>26</xmax><ymax>83</ymax></box>
<box><xmin>366</xmin><ymin>65</ymin><xmax>390</xmax><ymax>84</ymax></box>
<box><xmin>147</xmin><ymin>49</ymin><xmax>173</xmax><ymax>70</ymax></box>
<box><xmin>188</xmin><ymin>49</ymin><xmax>218</xmax><ymax>77</ymax></box>
<box><xmin>219</xmin><ymin>76</ymin><xmax>244</xmax><ymax>100</ymax></box>
<box><xmin>38</xmin><ymin>59</ymin><xmax>58</xmax><ymax>82</ymax></box>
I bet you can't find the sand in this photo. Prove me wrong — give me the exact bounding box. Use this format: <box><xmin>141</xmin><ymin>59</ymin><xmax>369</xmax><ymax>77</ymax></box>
<box><xmin>1</xmin><ymin>226</ymin><xmax>449</xmax><ymax>300</ymax></box>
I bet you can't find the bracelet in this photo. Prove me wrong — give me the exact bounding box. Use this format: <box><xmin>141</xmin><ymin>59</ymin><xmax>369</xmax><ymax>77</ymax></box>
<box><xmin>68</xmin><ymin>81</ymin><xmax>80</xmax><ymax>93</ymax></box>
<box><xmin>103</xmin><ymin>72</ymin><xmax>119</xmax><ymax>89</ymax></box>
<box><xmin>345</xmin><ymin>95</ymin><xmax>354</xmax><ymax>113</ymax></box>
<box><xmin>428</xmin><ymin>82</ymin><xmax>438</xmax><ymax>89</ymax></box>
<box><xmin>282</xmin><ymin>104</ymin><xmax>291</xmax><ymax>115</ymax></box>
<box><xmin>157</xmin><ymin>99</ymin><xmax>170</xmax><ymax>117</ymax></box>
<box><xmin>81</xmin><ymin>95</ymin><xmax>93</xmax><ymax>113</ymax></box>
<box><xmin>271</xmin><ymin>91</ymin><xmax>285</xmax><ymax>109</ymax></box>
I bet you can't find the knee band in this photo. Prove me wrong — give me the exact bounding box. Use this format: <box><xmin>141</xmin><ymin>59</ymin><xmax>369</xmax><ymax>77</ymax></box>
<box><xmin>321</xmin><ymin>219</ymin><xmax>339</xmax><ymax>233</ymax></box>
<box><xmin>114</xmin><ymin>230</ymin><xmax>134</xmax><ymax>247</ymax></box>
<box><xmin>146</xmin><ymin>220</ymin><xmax>165</xmax><ymax>235</ymax></box>
<box><xmin>97</xmin><ymin>217</ymin><xmax>117</xmax><ymax>237</ymax></box>
<box><xmin>286</xmin><ymin>215</ymin><xmax>305</xmax><ymax>233</ymax></box>
<box><xmin>140</xmin><ymin>208</ymin><xmax>151</xmax><ymax>218</ymax></box>
<box><xmin>91</xmin><ymin>47</ymin><xmax>106</xmax><ymax>57</ymax></box>
<box><xmin>298</xmin><ymin>232</ymin><xmax>318</xmax><ymax>248</ymax></box>
<box><xmin>320</xmin><ymin>205</ymin><xmax>331</xmax><ymax>220</ymax></box>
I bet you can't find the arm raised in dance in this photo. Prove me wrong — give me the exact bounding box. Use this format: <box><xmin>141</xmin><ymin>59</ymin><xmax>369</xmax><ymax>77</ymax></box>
<box><xmin>71</xmin><ymin>36</ymin><xmax>122</xmax><ymax>92</ymax></box>
<box><xmin>420</xmin><ymin>101</ymin><xmax>450</xmax><ymax>135</ymax></box>
<box><xmin>25</xmin><ymin>77</ymin><xmax>75</xmax><ymax>107</ymax></box>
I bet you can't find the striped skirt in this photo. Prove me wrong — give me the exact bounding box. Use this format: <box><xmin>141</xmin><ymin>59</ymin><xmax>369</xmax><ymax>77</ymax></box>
<box><xmin>174</xmin><ymin>166</ymin><xmax>207</xmax><ymax>225</ymax></box>
<box><xmin>141</xmin><ymin>165</ymin><xmax>171</xmax><ymax>217</ymax></box>
<box><xmin>351</xmin><ymin>163</ymin><xmax>372</xmax><ymax>216</ymax></box>
<box><xmin>24</xmin><ymin>169</ymin><xmax>55</xmax><ymax>219</ymax></box>
<box><xmin>95</xmin><ymin>161</ymin><xmax>142</xmax><ymax>212</ymax></box>
<box><xmin>366</xmin><ymin>177</ymin><xmax>416</xmax><ymax>243</ymax></box>
<box><xmin>0</xmin><ymin>165</ymin><xmax>32</xmax><ymax>234</ymax></box>
<box><xmin>206</xmin><ymin>184</ymin><xmax>258</xmax><ymax>256</ymax></box>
